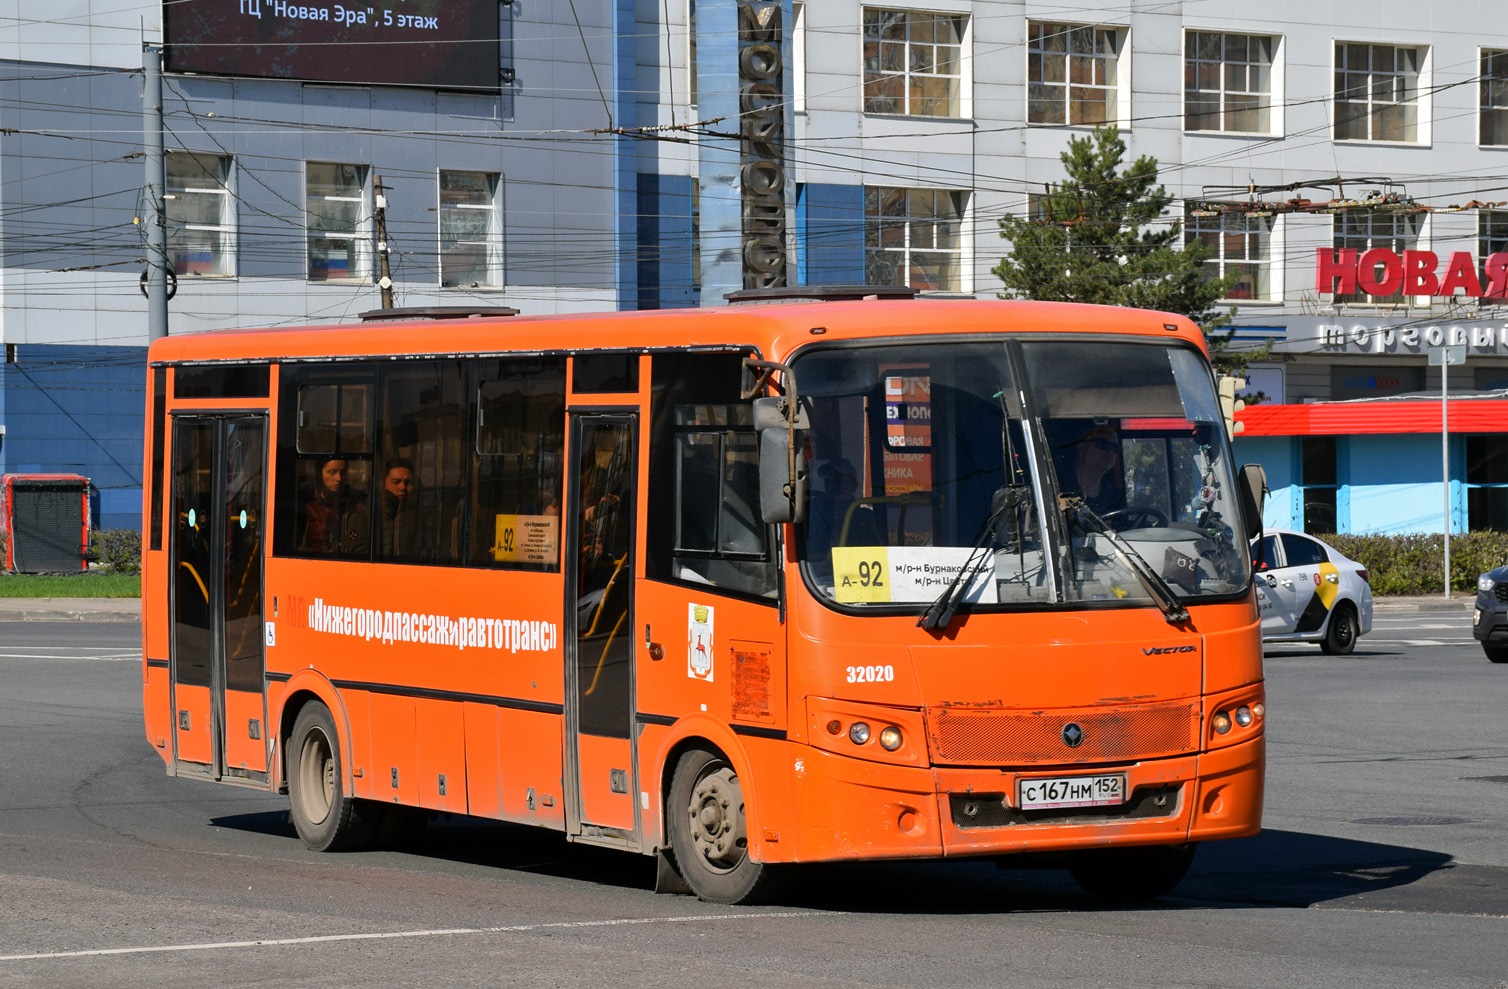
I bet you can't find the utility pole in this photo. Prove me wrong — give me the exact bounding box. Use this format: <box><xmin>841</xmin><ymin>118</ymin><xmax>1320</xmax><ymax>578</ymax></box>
<box><xmin>1429</xmin><ymin>344</ymin><xmax>1466</xmax><ymax>598</ymax></box>
<box><xmin>373</xmin><ymin>175</ymin><xmax>394</xmax><ymax>309</ymax></box>
<box><xmin>142</xmin><ymin>44</ymin><xmax>169</xmax><ymax>341</ymax></box>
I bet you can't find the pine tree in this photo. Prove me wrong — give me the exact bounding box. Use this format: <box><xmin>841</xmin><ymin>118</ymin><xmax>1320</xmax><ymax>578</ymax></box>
<box><xmin>994</xmin><ymin>126</ymin><xmax>1236</xmax><ymax>328</ymax></box>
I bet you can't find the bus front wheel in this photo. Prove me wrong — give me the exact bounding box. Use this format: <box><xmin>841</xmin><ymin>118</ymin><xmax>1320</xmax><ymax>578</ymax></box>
<box><xmin>668</xmin><ymin>747</ymin><xmax>784</xmax><ymax>905</ymax></box>
<box><xmin>1068</xmin><ymin>843</ymin><xmax>1197</xmax><ymax>901</ymax></box>
<box><xmin>287</xmin><ymin>701</ymin><xmax>380</xmax><ymax>852</ymax></box>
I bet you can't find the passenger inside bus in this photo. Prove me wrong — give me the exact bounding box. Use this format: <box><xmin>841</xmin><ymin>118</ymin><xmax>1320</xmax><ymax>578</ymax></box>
<box><xmin>340</xmin><ymin>459</ymin><xmax>431</xmax><ymax>560</ymax></box>
<box><xmin>299</xmin><ymin>457</ymin><xmax>359</xmax><ymax>553</ymax></box>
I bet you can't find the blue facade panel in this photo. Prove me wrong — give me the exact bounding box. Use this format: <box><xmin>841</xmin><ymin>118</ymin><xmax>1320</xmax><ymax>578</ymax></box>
<box><xmin>1348</xmin><ymin>434</ymin><xmax>1450</xmax><ymax>534</ymax></box>
<box><xmin>797</xmin><ymin>183</ymin><xmax>866</xmax><ymax>285</ymax></box>
<box><xmin>0</xmin><ymin>345</ymin><xmax>146</xmax><ymax>531</ymax></box>
<box><xmin>1233</xmin><ymin>435</ymin><xmax>1293</xmax><ymax>531</ymax></box>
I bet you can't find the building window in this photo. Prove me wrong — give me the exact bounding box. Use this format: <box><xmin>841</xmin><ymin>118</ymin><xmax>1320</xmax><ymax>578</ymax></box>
<box><xmin>1484</xmin><ymin>50</ymin><xmax>1508</xmax><ymax>145</ymax></box>
<box><xmin>165</xmin><ymin>151</ymin><xmax>235</xmax><ymax>277</ymax></box>
<box><xmin>1467</xmin><ymin>437</ymin><xmax>1508</xmax><ymax>532</ymax></box>
<box><xmin>1299</xmin><ymin>436</ymin><xmax>1338</xmax><ymax>534</ymax></box>
<box><xmin>1332</xmin><ymin>212</ymin><xmax>1421</xmax><ymax>305</ymax></box>
<box><xmin>1027</xmin><ymin>22</ymin><xmax>1119</xmax><ymax>126</ymax></box>
<box><xmin>306</xmin><ymin>162</ymin><xmax>370</xmax><ymax>283</ymax></box>
<box><xmin>862</xmin><ymin>8</ymin><xmax>965</xmax><ymax>118</ymax></box>
<box><xmin>439</xmin><ymin>171</ymin><xmax>502</xmax><ymax>289</ymax></box>
<box><xmin>1186</xmin><ymin>213</ymin><xmax>1273</xmax><ymax>300</ymax></box>
<box><xmin>1334</xmin><ymin>42</ymin><xmax>1421</xmax><ymax>142</ymax></box>
<box><xmin>865</xmin><ymin>187</ymin><xmax>966</xmax><ymax>292</ymax></box>
<box><xmin>1184</xmin><ymin>32</ymin><xmax>1274</xmax><ymax>133</ymax></box>
<box><xmin>1481</xmin><ymin>210</ymin><xmax>1508</xmax><ymax>259</ymax></box>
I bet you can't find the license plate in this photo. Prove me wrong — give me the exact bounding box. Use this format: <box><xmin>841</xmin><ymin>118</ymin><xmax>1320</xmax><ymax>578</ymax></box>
<box><xmin>1018</xmin><ymin>773</ymin><xmax>1126</xmax><ymax>810</ymax></box>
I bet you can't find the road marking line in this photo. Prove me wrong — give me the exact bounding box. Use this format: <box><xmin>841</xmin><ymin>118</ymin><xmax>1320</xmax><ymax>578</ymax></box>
<box><xmin>0</xmin><ymin>912</ymin><xmax>835</xmax><ymax>962</ymax></box>
<box><xmin>0</xmin><ymin>653</ymin><xmax>140</xmax><ymax>661</ymax></box>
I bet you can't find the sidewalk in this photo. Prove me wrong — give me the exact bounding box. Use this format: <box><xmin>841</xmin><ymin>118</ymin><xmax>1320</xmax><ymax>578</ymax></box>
<box><xmin>0</xmin><ymin>597</ymin><xmax>142</xmax><ymax>622</ymax></box>
<box><xmin>0</xmin><ymin>594</ymin><xmax>1478</xmax><ymax>622</ymax></box>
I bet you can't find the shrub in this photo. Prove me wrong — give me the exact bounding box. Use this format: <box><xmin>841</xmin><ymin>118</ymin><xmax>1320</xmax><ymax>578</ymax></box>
<box><xmin>93</xmin><ymin>528</ymin><xmax>143</xmax><ymax>574</ymax></box>
<box><xmin>1318</xmin><ymin>531</ymin><xmax>1508</xmax><ymax>596</ymax></box>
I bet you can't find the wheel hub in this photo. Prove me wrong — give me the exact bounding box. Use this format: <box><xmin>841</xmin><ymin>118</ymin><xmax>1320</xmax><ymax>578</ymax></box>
<box><xmin>687</xmin><ymin>766</ymin><xmax>746</xmax><ymax>872</ymax></box>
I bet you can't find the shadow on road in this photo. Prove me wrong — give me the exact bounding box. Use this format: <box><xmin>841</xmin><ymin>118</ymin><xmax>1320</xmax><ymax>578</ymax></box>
<box><xmin>211</xmin><ymin>810</ymin><xmax>1502</xmax><ymax>914</ymax></box>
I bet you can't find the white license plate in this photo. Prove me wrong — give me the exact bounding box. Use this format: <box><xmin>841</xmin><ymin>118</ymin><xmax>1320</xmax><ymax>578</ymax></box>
<box><xmin>1018</xmin><ymin>774</ymin><xmax>1126</xmax><ymax>810</ymax></box>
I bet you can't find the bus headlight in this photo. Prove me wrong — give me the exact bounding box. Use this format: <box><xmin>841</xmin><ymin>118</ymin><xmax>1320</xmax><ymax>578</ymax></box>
<box><xmin>849</xmin><ymin>722</ymin><xmax>871</xmax><ymax>745</ymax></box>
<box><xmin>879</xmin><ymin>726</ymin><xmax>903</xmax><ymax>751</ymax></box>
<box><xmin>1212</xmin><ymin>711</ymin><xmax>1232</xmax><ymax>735</ymax></box>
<box><xmin>1234</xmin><ymin>705</ymin><xmax>1253</xmax><ymax>728</ymax></box>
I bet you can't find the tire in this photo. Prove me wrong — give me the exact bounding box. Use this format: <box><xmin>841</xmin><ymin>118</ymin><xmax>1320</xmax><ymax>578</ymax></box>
<box><xmin>1320</xmin><ymin>602</ymin><xmax>1358</xmax><ymax>655</ymax></box>
<box><xmin>287</xmin><ymin>701</ymin><xmax>380</xmax><ymax>852</ymax></box>
<box><xmin>1485</xmin><ymin>644</ymin><xmax>1508</xmax><ymax>664</ymax></box>
<box><xmin>1069</xmin><ymin>843</ymin><xmax>1197</xmax><ymax>901</ymax></box>
<box><xmin>667</xmin><ymin>747</ymin><xmax>784</xmax><ymax>905</ymax></box>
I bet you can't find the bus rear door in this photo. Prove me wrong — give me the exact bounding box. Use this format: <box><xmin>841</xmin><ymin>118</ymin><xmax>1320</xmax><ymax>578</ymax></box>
<box><xmin>564</xmin><ymin>412</ymin><xmax>640</xmax><ymax>844</ymax></box>
<box><xmin>169</xmin><ymin>414</ymin><xmax>269</xmax><ymax>784</ymax></box>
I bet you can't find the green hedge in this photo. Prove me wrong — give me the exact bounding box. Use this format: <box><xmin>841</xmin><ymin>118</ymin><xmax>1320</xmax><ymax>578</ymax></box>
<box><xmin>1317</xmin><ymin>531</ymin><xmax>1508</xmax><ymax>596</ymax></box>
<box><xmin>92</xmin><ymin>528</ymin><xmax>143</xmax><ymax>574</ymax></box>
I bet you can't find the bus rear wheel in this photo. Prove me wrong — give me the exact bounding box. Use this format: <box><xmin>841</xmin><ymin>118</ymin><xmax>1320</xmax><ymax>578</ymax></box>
<box><xmin>1068</xmin><ymin>843</ymin><xmax>1197</xmax><ymax>901</ymax></box>
<box><xmin>287</xmin><ymin>701</ymin><xmax>380</xmax><ymax>852</ymax></box>
<box><xmin>668</xmin><ymin>747</ymin><xmax>784</xmax><ymax>905</ymax></box>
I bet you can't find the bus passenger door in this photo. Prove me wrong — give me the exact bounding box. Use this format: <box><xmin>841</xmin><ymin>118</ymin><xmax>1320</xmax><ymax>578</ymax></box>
<box><xmin>169</xmin><ymin>415</ymin><xmax>269</xmax><ymax>784</ymax></box>
<box><xmin>564</xmin><ymin>414</ymin><xmax>640</xmax><ymax>842</ymax></box>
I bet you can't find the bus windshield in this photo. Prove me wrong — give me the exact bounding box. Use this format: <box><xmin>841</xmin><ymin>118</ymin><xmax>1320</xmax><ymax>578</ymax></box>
<box><xmin>794</xmin><ymin>338</ymin><xmax>1250</xmax><ymax>611</ymax></box>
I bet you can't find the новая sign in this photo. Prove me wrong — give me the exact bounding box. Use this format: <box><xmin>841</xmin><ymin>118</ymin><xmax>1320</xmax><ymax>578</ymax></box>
<box><xmin>1316</xmin><ymin>247</ymin><xmax>1508</xmax><ymax>298</ymax></box>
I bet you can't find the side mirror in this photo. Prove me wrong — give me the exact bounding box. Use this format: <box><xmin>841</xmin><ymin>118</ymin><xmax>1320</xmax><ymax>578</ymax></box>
<box><xmin>1238</xmin><ymin>463</ymin><xmax>1267</xmax><ymax>543</ymax></box>
<box><xmin>758</xmin><ymin>428</ymin><xmax>807</xmax><ymax>523</ymax></box>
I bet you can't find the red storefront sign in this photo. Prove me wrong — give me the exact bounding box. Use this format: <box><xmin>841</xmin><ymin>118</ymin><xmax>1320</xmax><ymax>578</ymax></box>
<box><xmin>1315</xmin><ymin>247</ymin><xmax>1508</xmax><ymax>298</ymax></box>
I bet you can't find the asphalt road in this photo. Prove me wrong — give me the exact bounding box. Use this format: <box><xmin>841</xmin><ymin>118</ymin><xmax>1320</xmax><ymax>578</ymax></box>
<box><xmin>0</xmin><ymin>616</ymin><xmax>1505</xmax><ymax>988</ymax></box>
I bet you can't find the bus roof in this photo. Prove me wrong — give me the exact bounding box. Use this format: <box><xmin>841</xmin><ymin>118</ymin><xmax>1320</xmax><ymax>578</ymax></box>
<box><xmin>145</xmin><ymin>299</ymin><xmax>1207</xmax><ymax>365</ymax></box>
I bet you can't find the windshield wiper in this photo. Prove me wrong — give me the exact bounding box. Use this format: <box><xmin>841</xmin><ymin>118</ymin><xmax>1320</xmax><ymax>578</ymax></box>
<box><xmin>1061</xmin><ymin>496</ymin><xmax>1190</xmax><ymax>625</ymax></box>
<box><xmin>918</xmin><ymin>485</ymin><xmax>1025</xmax><ymax>631</ymax></box>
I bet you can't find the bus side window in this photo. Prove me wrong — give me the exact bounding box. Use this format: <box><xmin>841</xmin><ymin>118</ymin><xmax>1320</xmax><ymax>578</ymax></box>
<box><xmin>469</xmin><ymin>357</ymin><xmax>566</xmax><ymax>570</ymax></box>
<box><xmin>376</xmin><ymin>361</ymin><xmax>466</xmax><ymax>565</ymax></box>
<box><xmin>647</xmin><ymin>353</ymin><xmax>778</xmax><ymax>601</ymax></box>
<box><xmin>274</xmin><ymin>370</ymin><xmax>375</xmax><ymax>559</ymax></box>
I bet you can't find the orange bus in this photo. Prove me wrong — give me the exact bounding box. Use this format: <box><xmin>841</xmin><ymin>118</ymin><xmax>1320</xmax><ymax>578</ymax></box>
<box><xmin>141</xmin><ymin>293</ymin><xmax>1268</xmax><ymax>904</ymax></box>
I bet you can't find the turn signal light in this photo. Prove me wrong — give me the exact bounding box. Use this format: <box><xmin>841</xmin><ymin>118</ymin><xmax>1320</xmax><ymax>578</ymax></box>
<box><xmin>1212</xmin><ymin>711</ymin><xmax>1232</xmax><ymax>735</ymax></box>
<box><xmin>1252</xmin><ymin>702</ymin><xmax>1265</xmax><ymax>719</ymax></box>
<box><xmin>849</xmin><ymin>722</ymin><xmax>872</xmax><ymax>745</ymax></box>
<box><xmin>826</xmin><ymin>720</ymin><xmax>843</xmax><ymax>735</ymax></box>
<box><xmin>879</xmin><ymin>726</ymin><xmax>903</xmax><ymax>751</ymax></box>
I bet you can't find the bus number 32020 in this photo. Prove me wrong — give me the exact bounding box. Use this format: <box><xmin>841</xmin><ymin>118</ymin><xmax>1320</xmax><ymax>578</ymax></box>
<box><xmin>847</xmin><ymin>665</ymin><xmax>895</xmax><ymax>683</ymax></box>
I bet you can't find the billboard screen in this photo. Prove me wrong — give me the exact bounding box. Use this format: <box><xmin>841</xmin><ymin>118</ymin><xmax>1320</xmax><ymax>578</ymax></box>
<box><xmin>164</xmin><ymin>0</ymin><xmax>501</xmax><ymax>93</ymax></box>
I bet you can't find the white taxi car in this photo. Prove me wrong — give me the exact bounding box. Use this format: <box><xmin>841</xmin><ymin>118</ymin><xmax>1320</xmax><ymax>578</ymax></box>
<box><xmin>1254</xmin><ymin>529</ymin><xmax>1374</xmax><ymax>654</ymax></box>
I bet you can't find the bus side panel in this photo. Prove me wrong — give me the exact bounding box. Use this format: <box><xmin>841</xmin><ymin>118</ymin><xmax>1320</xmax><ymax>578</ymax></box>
<box><xmin>415</xmin><ymin>697</ymin><xmax>468</xmax><ymax>814</ymax></box>
<box><xmin>143</xmin><ymin>667</ymin><xmax>172</xmax><ymax>766</ymax></box>
<box><xmin>174</xmin><ymin>684</ymin><xmax>212</xmax><ymax>765</ymax></box>
<box><xmin>222</xmin><ymin>688</ymin><xmax>268</xmax><ymax>774</ymax></box>
<box><xmin>577</xmin><ymin>733</ymin><xmax>634</xmax><ymax>830</ymax></box>
<box><xmin>497</xmin><ymin>708</ymin><xmax>566</xmax><ymax>829</ymax></box>
<box><xmin>463</xmin><ymin>701</ymin><xmax>501</xmax><ymax>818</ymax></box>
<box><xmin>367</xmin><ymin>692</ymin><xmax>417</xmax><ymax>805</ymax></box>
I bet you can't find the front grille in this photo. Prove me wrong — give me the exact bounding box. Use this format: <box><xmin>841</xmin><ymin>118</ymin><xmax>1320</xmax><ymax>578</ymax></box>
<box><xmin>1495</xmin><ymin>584</ymin><xmax>1508</xmax><ymax>603</ymax></box>
<box><xmin>950</xmin><ymin>785</ymin><xmax>1183</xmax><ymax>829</ymax></box>
<box><xmin>927</xmin><ymin>700</ymin><xmax>1200</xmax><ymax>766</ymax></box>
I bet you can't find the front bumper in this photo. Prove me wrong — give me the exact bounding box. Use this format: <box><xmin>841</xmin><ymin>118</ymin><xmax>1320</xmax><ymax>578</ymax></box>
<box><xmin>782</xmin><ymin>734</ymin><xmax>1264</xmax><ymax>864</ymax></box>
<box><xmin>1473</xmin><ymin>597</ymin><xmax>1508</xmax><ymax>643</ymax></box>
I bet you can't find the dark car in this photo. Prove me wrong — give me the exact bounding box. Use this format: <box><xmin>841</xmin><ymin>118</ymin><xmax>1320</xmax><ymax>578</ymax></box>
<box><xmin>1473</xmin><ymin>567</ymin><xmax>1508</xmax><ymax>664</ymax></box>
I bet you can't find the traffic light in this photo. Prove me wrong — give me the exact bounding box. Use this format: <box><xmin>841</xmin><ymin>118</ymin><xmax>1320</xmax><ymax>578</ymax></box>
<box><xmin>1218</xmin><ymin>375</ymin><xmax>1246</xmax><ymax>437</ymax></box>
